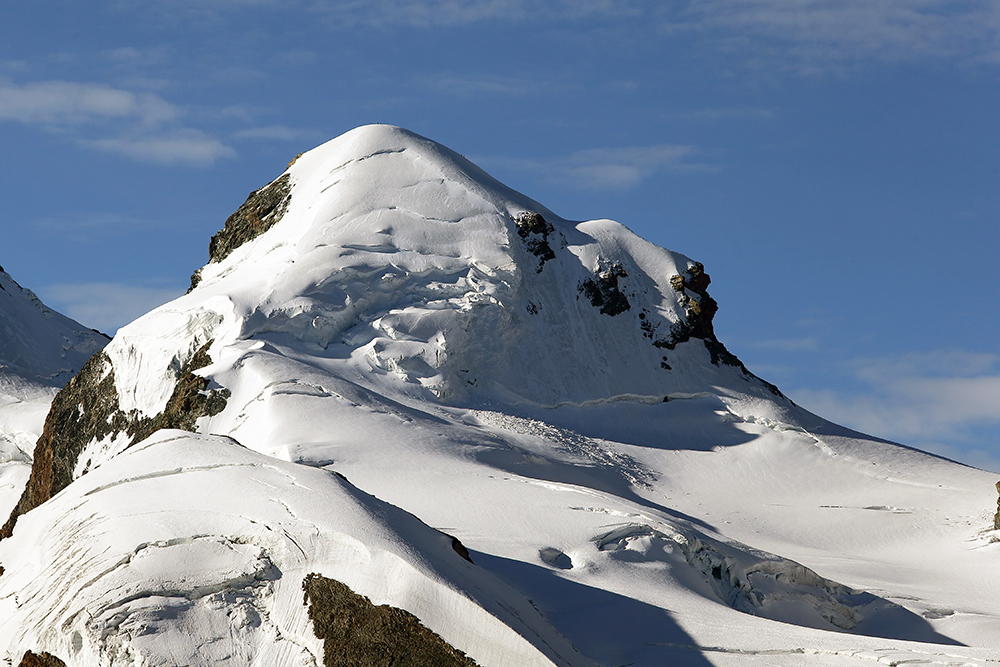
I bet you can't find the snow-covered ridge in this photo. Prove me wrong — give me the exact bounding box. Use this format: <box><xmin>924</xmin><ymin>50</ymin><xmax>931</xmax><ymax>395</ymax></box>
<box><xmin>3</xmin><ymin>125</ymin><xmax>999</xmax><ymax>666</ymax></box>
<box><xmin>35</xmin><ymin>123</ymin><xmax>786</xmax><ymax>501</ymax></box>
<box><xmin>111</xmin><ymin>124</ymin><xmax>775</xmax><ymax>416</ymax></box>
<box><xmin>0</xmin><ymin>431</ymin><xmax>575</xmax><ymax>666</ymax></box>
<box><xmin>0</xmin><ymin>267</ymin><xmax>108</xmax><ymax>387</ymax></box>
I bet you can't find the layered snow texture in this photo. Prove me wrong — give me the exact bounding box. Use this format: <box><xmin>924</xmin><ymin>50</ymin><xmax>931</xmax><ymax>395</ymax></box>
<box><xmin>0</xmin><ymin>431</ymin><xmax>574</xmax><ymax>666</ymax></box>
<box><xmin>3</xmin><ymin>126</ymin><xmax>1000</xmax><ymax>666</ymax></box>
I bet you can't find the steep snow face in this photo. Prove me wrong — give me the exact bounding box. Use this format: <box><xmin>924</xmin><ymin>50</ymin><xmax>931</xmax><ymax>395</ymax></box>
<box><xmin>108</xmin><ymin>124</ymin><xmax>768</xmax><ymax>418</ymax></box>
<box><xmin>0</xmin><ymin>268</ymin><xmax>107</xmax><ymax>387</ymax></box>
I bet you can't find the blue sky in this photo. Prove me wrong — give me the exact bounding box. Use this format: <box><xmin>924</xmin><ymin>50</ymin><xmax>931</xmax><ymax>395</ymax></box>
<box><xmin>2</xmin><ymin>0</ymin><xmax>998</xmax><ymax>470</ymax></box>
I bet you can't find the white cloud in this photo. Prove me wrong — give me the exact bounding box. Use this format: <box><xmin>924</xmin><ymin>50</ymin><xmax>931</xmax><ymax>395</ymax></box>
<box><xmin>0</xmin><ymin>79</ymin><xmax>234</xmax><ymax>167</ymax></box>
<box><xmin>416</xmin><ymin>73</ymin><xmax>545</xmax><ymax>96</ymax></box>
<box><xmin>83</xmin><ymin>130</ymin><xmax>236</xmax><ymax>167</ymax></box>
<box><xmin>683</xmin><ymin>0</ymin><xmax>1000</xmax><ymax>72</ymax></box>
<box><xmin>234</xmin><ymin>125</ymin><xmax>304</xmax><ymax>141</ymax></box>
<box><xmin>482</xmin><ymin>143</ymin><xmax>714</xmax><ymax>191</ymax></box>
<box><xmin>790</xmin><ymin>350</ymin><xmax>1000</xmax><ymax>468</ymax></box>
<box><xmin>41</xmin><ymin>282</ymin><xmax>185</xmax><ymax>334</ymax></box>
<box><xmin>0</xmin><ymin>79</ymin><xmax>178</xmax><ymax>126</ymax></box>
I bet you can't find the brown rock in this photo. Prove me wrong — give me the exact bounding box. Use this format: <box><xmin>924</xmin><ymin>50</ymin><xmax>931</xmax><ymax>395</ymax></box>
<box><xmin>1</xmin><ymin>342</ymin><xmax>228</xmax><ymax>541</ymax></box>
<box><xmin>18</xmin><ymin>651</ymin><xmax>67</xmax><ymax>667</ymax></box>
<box><xmin>994</xmin><ymin>481</ymin><xmax>1000</xmax><ymax>531</ymax></box>
<box><xmin>303</xmin><ymin>573</ymin><xmax>480</xmax><ymax>667</ymax></box>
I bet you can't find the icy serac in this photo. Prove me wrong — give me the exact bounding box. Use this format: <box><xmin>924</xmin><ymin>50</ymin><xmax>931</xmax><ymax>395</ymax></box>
<box><xmin>3</xmin><ymin>125</ymin><xmax>999</xmax><ymax>667</ymax></box>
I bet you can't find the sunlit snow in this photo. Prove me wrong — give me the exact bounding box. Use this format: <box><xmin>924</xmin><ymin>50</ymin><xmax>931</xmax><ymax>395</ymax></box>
<box><xmin>1</xmin><ymin>126</ymin><xmax>998</xmax><ymax>666</ymax></box>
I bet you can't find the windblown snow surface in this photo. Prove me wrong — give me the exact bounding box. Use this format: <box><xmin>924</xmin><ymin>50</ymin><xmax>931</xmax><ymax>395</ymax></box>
<box><xmin>2</xmin><ymin>125</ymin><xmax>999</xmax><ymax>666</ymax></box>
<box><xmin>0</xmin><ymin>268</ymin><xmax>108</xmax><ymax>527</ymax></box>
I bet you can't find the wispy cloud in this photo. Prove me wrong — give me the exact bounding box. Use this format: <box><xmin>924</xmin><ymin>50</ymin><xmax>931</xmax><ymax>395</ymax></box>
<box><xmin>33</xmin><ymin>212</ymin><xmax>162</xmax><ymax>235</ymax></box>
<box><xmin>309</xmin><ymin>0</ymin><xmax>1000</xmax><ymax>72</ymax></box>
<box><xmin>752</xmin><ymin>337</ymin><xmax>819</xmax><ymax>352</ymax></box>
<box><xmin>483</xmin><ymin>143</ymin><xmax>715</xmax><ymax>191</ymax></box>
<box><xmin>670</xmin><ymin>107</ymin><xmax>776</xmax><ymax>121</ymax></box>
<box><xmin>0</xmin><ymin>79</ymin><xmax>234</xmax><ymax>167</ymax></box>
<box><xmin>234</xmin><ymin>125</ymin><xmax>305</xmax><ymax>141</ymax></box>
<box><xmin>416</xmin><ymin>73</ymin><xmax>549</xmax><ymax>96</ymax></box>
<box><xmin>791</xmin><ymin>350</ymin><xmax>1000</xmax><ymax>469</ymax></box>
<box><xmin>309</xmin><ymin>0</ymin><xmax>647</xmax><ymax>28</ymax></box>
<box><xmin>683</xmin><ymin>0</ymin><xmax>1000</xmax><ymax>72</ymax></box>
<box><xmin>113</xmin><ymin>0</ymin><xmax>1000</xmax><ymax>73</ymax></box>
<box><xmin>41</xmin><ymin>282</ymin><xmax>185</xmax><ymax>334</ymax></box>
<box><xmin>83</xmin><ymin>130</ymin><xmax>236</xmax><ymax>166</ymax></box>
<box><xmin>0</xmin><ymin>61</ymin><xmax>29</xmax><ymax>75</ymax></box>
<box><xmin>0</xmin><ymin>79</ymin><xmax>178</xmax><ymax>126</ymax></box>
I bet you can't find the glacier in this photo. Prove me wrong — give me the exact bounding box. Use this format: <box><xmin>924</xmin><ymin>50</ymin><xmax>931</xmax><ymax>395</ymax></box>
<box><xmin>1</xmin><ymin>125</ymin><xmax>998</xmax><ymax>666</ymax></box>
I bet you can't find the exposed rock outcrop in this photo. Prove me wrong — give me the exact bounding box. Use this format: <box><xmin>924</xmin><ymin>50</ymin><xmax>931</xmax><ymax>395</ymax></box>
<box><xmin>669</xmin><ymin>261</ymin><xmax>718</xmax><ymax>340</ymax></box>
<box><xmin>513</xmin><ymin>211</ymin><xmax>557</xmax><ymax>273</ymax></box>
<box><xmin>660</xmin><ymin>262</ymin><xmax>783</xmax><ymax>396</ymax></box>
<box><xmin>993</xmin><ymin>481</ymin><xmax>1000</xmax><ymax>531</ymax></box>
<box><xmin>1</xmin><ymin>342</ymin><xmax>228</xmax><ymax>540</ymax></box>
<box><xmin>190</xmin><ymin>173</ymin><xmax>292</xmax><ymax>290</ymax></box>
<box><xmin>18</xmin><ymin>651</ymin><xmax>66</xmax><ymax>667</ymax></box>
<box><xmin>579</xmin><ymin>262</ymin><xmax>631</xmax><ymax>316</ymax></box>
<box><xmin>302</xmin><ymin>573</ymin><xmax>480</xmax><ymax>667</ymax></box>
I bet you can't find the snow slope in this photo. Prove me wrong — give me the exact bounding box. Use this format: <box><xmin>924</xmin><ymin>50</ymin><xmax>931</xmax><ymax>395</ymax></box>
<box><xmin>0</xmin><ymin>267</ymin><xmax>107</xmax><ymax>387</ymax></box>
<box><xmin>0</xmin><ymin>267</ymin><xmax>108</xmax><ymax>525</ymax></box>
<box><xmin>2</xmin><ymin>125</ymin><xmax>998</xmax><ymax>666</ymax></box>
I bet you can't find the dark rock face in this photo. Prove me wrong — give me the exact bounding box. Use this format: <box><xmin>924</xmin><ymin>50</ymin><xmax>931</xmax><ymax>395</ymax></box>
<box><xmin>2</xmin><ymin>351</ymin><xmax>123</xmax><ymax>539</ymax></box>
<box><xmin>302</xmin><ymin>573</ymin><xmax>480</xmax><ymax>667</ymax></box>
<box><xmin>669</xmin><ymin>262</ymin><xmax>718</xmax><ymax>341</ymax></box>
<box><xmin>1</xmin><ymin>342</ymin><xmax>228</xmax><ymax>540</ymax></box>
<box><xmin>190</xmin><ymin>173</ymin><xmax>292</xmax><ymax>290</ymax></box>
<box><xmin>514</xmin><ymin>211</ymin><xmax>557</xmax><ymax>273</ymax></box>
<box><xmin>579</xmin><ymin>263</ymin><xmax>631</xmax><ymax>316</ymax></box>
<box><xmin>450</xmin><ymin>535</ymin><xmax>473</xmax><ymax>563</ymax></box>
<box><xmin>650</xmin><ymin>262</ymin><xmax>784</xmax><ymax>396</ymax></box>
<box><xmin>18</xmin><ymin>651</ymin><xmax>66</xmax><ymax>667</ymax></box>
<box><xmin>126</xmin><ymin>343</ymin><xmax>230</xmax><ymax>446</ymax></box>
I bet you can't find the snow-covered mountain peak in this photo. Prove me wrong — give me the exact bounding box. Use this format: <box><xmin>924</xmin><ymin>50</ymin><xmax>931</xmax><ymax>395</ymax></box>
<box><xmin>0</xmin><ymin>267</ymin><xmax>108</xmax><ymax>387</ymax></box>
<box><xmin>5</xmin><ymin>127</ymin><xmax>1000</xmax><ymax>667</ymax></box>
<box><xmin>3</xmin><ymin>125</ymin><xmax>788</xmax><ymax>536</ymax></box>
<box><xmin>131</xmin><ymin>124</ymin><xmax>778</xmax><ymax>417</ymax></box>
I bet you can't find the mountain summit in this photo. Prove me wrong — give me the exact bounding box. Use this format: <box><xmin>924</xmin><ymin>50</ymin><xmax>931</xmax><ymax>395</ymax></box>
<box><xmin>182</xmin><ymin>124</ymin><xmax>774</xmax><ymax>407</ymax></box>
<box><xmin>1</xmin><ymin>126</ymin><xmax>998</xmax><ymax>667</ymax></box>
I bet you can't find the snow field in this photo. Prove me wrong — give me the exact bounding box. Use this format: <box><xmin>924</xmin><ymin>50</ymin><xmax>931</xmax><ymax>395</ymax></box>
<box><xmin>3</xmin><ymin>126</ymin><xmax>1000</xmax><ymax>666</ymax></box>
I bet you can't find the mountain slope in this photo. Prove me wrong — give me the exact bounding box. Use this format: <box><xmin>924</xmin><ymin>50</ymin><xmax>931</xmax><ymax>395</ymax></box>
<box><xmin>0</xmin><ymin>268</ymin><xmax>108</xmax><ymax>531</ymax></box>
<box><xmin>0</xmin><ymin>268</ymin><xmax>107</xmax><ymax>387</ymax></box>
<box><xmin>1</xmin><ymin>125</ymin><xmax>998</xmax><ymax>666</ymax></box>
